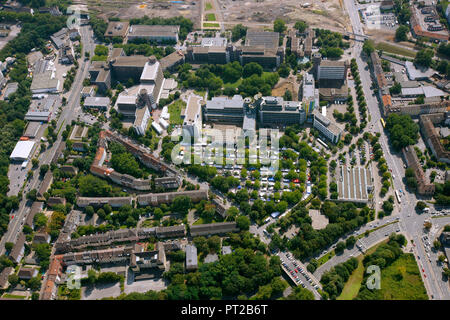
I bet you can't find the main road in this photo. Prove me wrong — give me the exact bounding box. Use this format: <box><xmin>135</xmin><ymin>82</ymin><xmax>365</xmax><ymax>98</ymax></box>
<box><xmin>342</xmin><ymin>0</ymin><xmax>449</xmax><ymax>299</ymax></box>
<box><xmin>0</xmin><ymin>25</ymin><xmax>95</xmax><ymax>257</ymax></box>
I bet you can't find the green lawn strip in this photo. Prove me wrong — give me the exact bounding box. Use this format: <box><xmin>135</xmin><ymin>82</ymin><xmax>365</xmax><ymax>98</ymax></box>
<box><xmin>57</xmin><ymin>119</ymin><xmax>66</xmax><ymax>136</ymax></box>
<box><xmin>317</xmin><ymin>250</ymin><xmax>335</xmax><ymax>268</ymax></box>
<box><xmin>168</xmin><ymin>99</ymin><xmax>185</xmax><ymax>125</ymax></box>
<box><xmin>2</xmin><ymin>293</ymin><xmax>27</xmax><ymax>299</ymax></box>
<box><xmin>431</xmin><ymin>215</ymin><xmax>450</xmax><ymax>219</ymax></box>
<box><xmin>203</xmin><ymin>23</ymin><xmax>220</xmax><ymax>28</ymax></box>
<box><xmin>337</xmin><ymin>239</ymin><xmax>388</xmax><ymax>300</ymax></box>
<box><xmin>375</xmin><ymin>42</ymin><xmax>416</xmax><ymax>58</ymax></box>
<box><xmin>205</xmin><ymin>2</ymin><xmax>213</xmax><ymax>10</ymax></box>
<box><xmin>356</xmin><ymin>221</ymin><xmax>397</xmax><ymax>239</ymax></box>
<box><xmin>205</xmin><ymin>13</ymin><xmax>216</xmax><ymax>21</ymax></box>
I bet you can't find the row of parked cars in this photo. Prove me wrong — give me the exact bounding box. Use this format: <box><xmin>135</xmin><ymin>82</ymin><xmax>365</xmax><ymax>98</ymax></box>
<box><xmin>281</xmin><ymin>253</ymin><xmax>319</xmax><ymax>290</ymax></box>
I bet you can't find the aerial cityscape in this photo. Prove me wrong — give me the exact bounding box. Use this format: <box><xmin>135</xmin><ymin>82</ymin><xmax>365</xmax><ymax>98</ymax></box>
<box><xmin>0</xmin><ymin>0</ymin><xmax>449</xmax><ymax>305</ymax></box>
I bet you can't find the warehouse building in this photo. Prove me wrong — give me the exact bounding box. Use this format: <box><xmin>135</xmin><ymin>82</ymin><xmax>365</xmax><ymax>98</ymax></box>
<box><xmin>23</xmin><ymin>122</ymin><xmax>41</xmax><ymax>138</ymax></box>
<box><xmin>10</xmin><ymin>140</ymin><xmax>36</xmax><ymax>162</ymax></box>
<box><xmin>3</xmin><ymin>81</ymin><xmax>18</xmax><ymax>99</ymax></box>
<box><xmin>30</xmin><ymin>71</ymin><xmax>60</xmax><ymax>94</ymax></box>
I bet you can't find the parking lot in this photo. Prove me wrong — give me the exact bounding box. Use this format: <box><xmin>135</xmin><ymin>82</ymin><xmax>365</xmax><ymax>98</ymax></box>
<box><xmin>176</xmin><ymin>141</ymin><xmax>314</xmax><ymax>202</ymax></box>
<box><xmin>363</xmin><ymin>6</ymin><xmax>398</xmax><ymax>30</ymax></box>
<box><xmin>277</xmin><ymin>251</ymin><xmax>322</xmax><ymax>300</ymax></box>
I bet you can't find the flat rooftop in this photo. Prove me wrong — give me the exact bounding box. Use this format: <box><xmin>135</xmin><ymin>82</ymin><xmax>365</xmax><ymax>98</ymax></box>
<box><xmin>128</xmin><ymin>25</ymin><xmax>179</xmax><ymax>38</ymax></box>
<box><xmin>337</xmin><ymin>165</ymin><xmax>372</xmax><ymax>203</ymax></box>
<box><xmin>104</xmin><ymin>21</ymin><xmax>129</xmax><ymax>38</ymax></box>
<box><xmin>184</xmin><ymin>95</ymin><xmax>201</xmax><ymax>125</ymax></box>
<box><xmin>84</xmin><ymin>96</ymin><xmax>110</xmax><ymax>107</ymax></box>
<box><xmin>245</xmin><ymin>30</ymin><xmax>279</xmax><ymax>49</ymax></box>
<box><xmin>140</xmin><ymin>61</ymin><xmax>160</xmax><ymax>82</ymax></box>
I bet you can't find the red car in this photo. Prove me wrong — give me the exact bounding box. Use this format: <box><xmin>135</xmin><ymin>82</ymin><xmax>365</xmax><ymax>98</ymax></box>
<box><xmin>295</xmin><ymin>269</ymin><xmax>298</xmax><ymax>273</ymax></box>
<box><xmin>292</xmin><ymin>179</ymin><xmax>300</xmax><ymax>183</ymax></box>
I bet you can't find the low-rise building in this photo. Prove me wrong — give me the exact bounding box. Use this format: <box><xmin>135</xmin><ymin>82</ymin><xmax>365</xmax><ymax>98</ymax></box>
<box><xmin>402</xmin><ymin>145</ymin><xmax>435</xmax><ymax>195</ymax></box>
<box><xmin>154</xmin><ymin>176</ymin><xmax>180</xmax><ymax>190</ymax></box>
<box><xmin>0</xmin><ymin>267</ymin><xmax>13</xmax><ymax>289</ymax></box>
<box><xmin>10</xmin><ymin>140</ymin><xmax>36</xmax><ymax>162</ymax></box>
<box><xmin>60</xmin><ymin>165</ymin><xmax>78</xmax><ymax>175</ymax></box>
<box><xmin>185</xmin><ymin>244</ymin><xmax>198</xmax><ymax>271</ymax></box>
<box><xmin>30</xmin><ymin>71</ymin><xmax>59</xmax><ymax>94</ymax></box>
<box><xmin>420</xmin><ymin>114</ymin><xmax>450</xmax><ymax>164</ymax></box>
<box><xmin>47</xmin><ymin>197</ymin><xmax>66</xmax><ymax>207</ymax></box>
<box><xmin>104</xmin><ymin>21</ymin><xmax>130</xmax><ymax>39</ymax></box>
<box><xmin>76</xmin><ymin>196</ymin><xmax>132</xmax><ymax>208</ymax></box>
<box><xmin>9</xmin><ymin>232</ymin><xmax>25</xmax><ymax>263</ymax></box>
<box><xmin>155</xmin><ymin>225</ymin><xmax>186</xmax><ymax>239</ymax></box>
<box><xmin>3</xmin><ymin>81</ymin><xmax>18</xmax><ymax>99</ymax></box>
<box><xmin>137</xmin><ymin>190</ymin><xmax>208</xmax><ymax>206</ymax></box>
<box><xmin>37</xmin><ymin>171</ymin><xmax>53</xmax><ymax>200</ymax></box>
<box><xmin>33</xmin><ymin>232</ymin><xmax>51</xmax><ymax>244</ymax></box>
<box><xmin>189</xmin><ymin>222</ymin><xmax>239</xmax><ymax>237</ymax></box>
<box><xmin>18</xmin><ymin>267</ymin><xmax>38</xmax><ymax>280</ymax></box>
<box><xmin>83</xmin><ymin>96</ymin><xmax>110</xmax><ymax>111</ymax></box>
<box><xmin>25</xmin><ymin>201</ymin><xmax>44</xmax><ymax>229</ymax></box>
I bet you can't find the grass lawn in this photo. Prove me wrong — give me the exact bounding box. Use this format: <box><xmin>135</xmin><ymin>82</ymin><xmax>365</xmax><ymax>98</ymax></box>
<box><xmin>2</xmin><ymin>293</ymin><xmax>27</xmax><ymax>299</ymax></box>
<box><xmin>337</xmin><ymin>240</ymin><xmax>387</xmax><ymax>300</ymax></box>
<box><xmin>168</xmin><ymin>99</ymin><xmax>185</xmax><ymax>126</ymax></box>
<box><xmin>205</xmin><ymin>13</ymin><xmax>216</xmax><ymax>21</ymax></box>
<box><xmin>375</xmin><ymin>42</ymin><xmax>416</xmax><ymax>58</ymax></box>
<box><xmin>224</xmin><ymin>78</ymin><xmax>242</xmax><ymax>89</ymax></box>
<box><xmin>317</xmin><ymin>250</ymin><xmax>335</xmax><ymax>267</ymax></box>
<box><xmin>205</xmin><ymin>2</ymin><xmax>212</xmax><ymax>10</ymax></box>
<box><xmin>203</xmin><ymin>23</ymin><xmax>220</xmax><ymax>28</ymax></box>
<box><xmin>193</xmin><ymin>89</ymin><xmax>206</xmax><ymax>98</ymax></box>
<box><xmin>372</xmin><ymin>253</ymin><xmax>428</xmax><ymax>300</ymax></box>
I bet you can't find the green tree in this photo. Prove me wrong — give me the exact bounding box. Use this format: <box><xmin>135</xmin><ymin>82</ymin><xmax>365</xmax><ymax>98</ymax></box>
<box><xmin>395</xmin><ymin>25</ymin><xmax>409</xmax><ymax>42</ymax></box>
<box><xmin>236</xmin><ymin>215</ymin><xmax>250</xmax><ymax>230</ymax></box>
<box><xmin>8</xmin><ymin>274</ymin><xmax>19</xmax><ymax>286</ymax></box>
<box><xmin>414</xmin><ymin>49</ymin><xmax>434</xmax><ymax>68</ymax></box>
<box><xmin>294</xmin><ymin>20</ymin><xmax>308</xmax><ymax>33</ymax></box>
<box><xmin>335</xmin><ymin>241</ymin><xmax>346</xmax><ymax>254</ymax></box>
<box><xmin>362</xmin><ymin>39</ymin><xmax>375</xmax><ymax>56</ymax></box>
<box><xmin>273</xmin><ymin>19</ymin><xmax>286</xmax><ymax>33</ymax></box>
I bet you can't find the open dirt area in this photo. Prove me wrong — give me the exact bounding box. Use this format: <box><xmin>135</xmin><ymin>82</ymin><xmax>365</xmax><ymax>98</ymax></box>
<box><xmin>81</xmin><ymin>0</ymin><xmax>202</xmax><ymax>28</ymax></box>
<box><xmin>309</xmin><ymin>209</ymin><xmax>329</xmax><ymax>230</ymax></box>
<box><xmin>271</xmin><ymin>80</ymin><xmax>297</xmax><ymax>101</ymax></box>
<box><xmin>83</xmin><ymin>0</ymin><xmax>350</xmax><ymax>33</ymax></box>
<box><xmin>216</xmin><ymin>0</ymin><xmax>349</xmax><ymax>32</ymax></box>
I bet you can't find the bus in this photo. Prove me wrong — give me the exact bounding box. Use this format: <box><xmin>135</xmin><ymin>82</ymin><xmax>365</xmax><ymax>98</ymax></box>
<box><xmin>380</xmin><ymin>118</ymin><xmax>386</xmax><ymax>128</ymax></box>
<box><xmin>395</xmin><ymin>190</ymin><xmax>401</xmax><ymax>204</ymax></box>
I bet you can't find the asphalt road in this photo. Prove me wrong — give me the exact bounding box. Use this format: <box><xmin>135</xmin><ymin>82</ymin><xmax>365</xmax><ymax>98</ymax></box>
<box><xmin>342</xmin><ymin>0</ymin><xmax>450</xmax><ymax>299</ymax></box>
<box><xmin>0</xmin><ymin>25</ymin><xmax>95</xmax><ymax>257</ymax></box>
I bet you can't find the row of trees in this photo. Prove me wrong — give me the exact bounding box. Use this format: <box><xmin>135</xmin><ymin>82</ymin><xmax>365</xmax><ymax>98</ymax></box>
<box><xmin>385</xmin><ymin>113</ymin><xmax>419</xmax><ymax>150</ymax></box>
<box><xmin>272</xmin><ymin>202</ymin><xmax>370</xmax><ymax>259</ymax></box>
